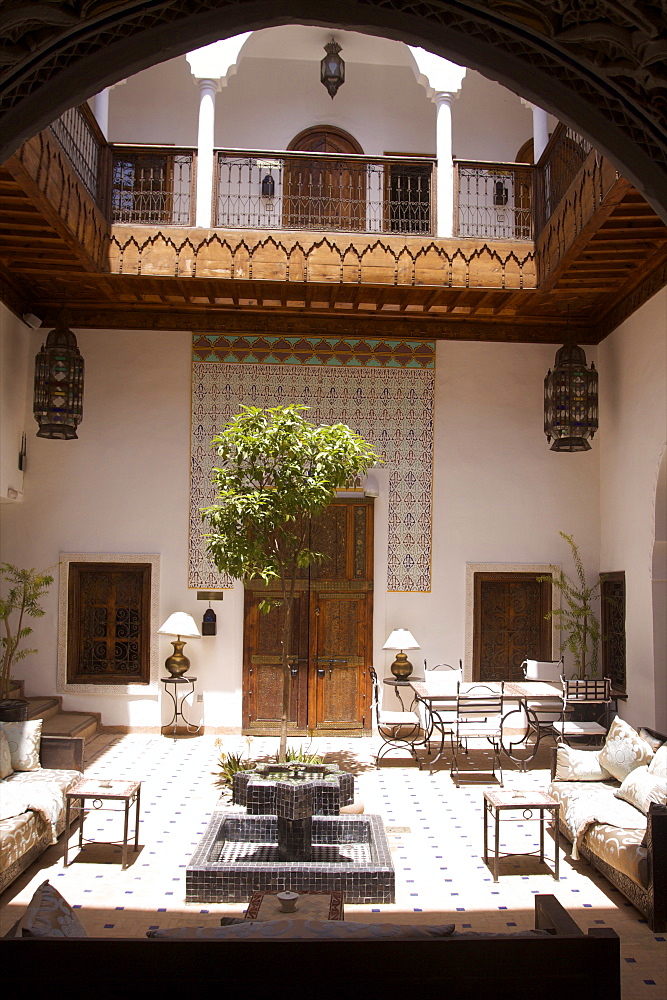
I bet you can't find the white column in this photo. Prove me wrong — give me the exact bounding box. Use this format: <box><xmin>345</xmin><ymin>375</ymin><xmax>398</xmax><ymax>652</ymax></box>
<box><xmin>195</xmin><ymin>78</ymin><xmax>218</xmax><ymax>228</ymax></box>
<box><xmin>532</xmin><ymin>105</ymin><xmax>550</xmax><ymax>162</ymax></box>
<box><xmin>521</xmin><ymin>99</ymin><xmax>550</xmax><ymax>163</ymax></box>
<box><xmin>435</xmin><ymin>92</ymin><xmax>455</xmax><ymax>238</ymax></box>
<box><xmin>90</xmin><ymin>89</ymin><xmax>109</xmax><ymax>138</ymax></box>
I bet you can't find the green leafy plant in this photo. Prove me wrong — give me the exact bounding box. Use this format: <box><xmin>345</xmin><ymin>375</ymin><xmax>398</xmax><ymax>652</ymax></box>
<box><xmin>277</xmin><ymin>744</ymin><xmax>324</xmax><ymax>765</ymax></box>
<box><xmin>538</xmin><ymin>533</ymin><xmax>603</xmax><ymax>678</ymax></box>
<box><xmin>201</xmin><ymin>404</ymin><xmax>379</xmax><ymax>760</ymax></box>
<box><xmin>215</xmin><ymin>747</ymin><xmax>255</xmax><ymax>787</ymax></box>
<box><xmin>0</xmin><ymin>563</ymin><xmax>54</xmax><ymax>702</ymax></box>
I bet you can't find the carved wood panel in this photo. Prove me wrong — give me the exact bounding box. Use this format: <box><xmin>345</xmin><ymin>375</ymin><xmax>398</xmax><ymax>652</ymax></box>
<box><xmin>601</xmin><ymin>572</ymin><xmax>626</xmax><ymax>693</ymax></box>
<box><xmin>473</xmin><ymin>572</ymin><xmax>551</xmax><ymax>682</ymax></box>
<box><xmin>243</xmin><ymin>586</ymin><xmax>309</xmax><ymax>730</ymax></box>
<box><xmin>242</xmin><ymin>500</ymin><xmax>373</xmax><ymax>733</ymax></box>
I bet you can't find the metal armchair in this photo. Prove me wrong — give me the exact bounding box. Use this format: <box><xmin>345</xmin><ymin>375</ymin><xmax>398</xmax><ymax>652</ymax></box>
<box><xmin>370</xmin><ymin>666</ymin><xmax>425</xmax><ymax>765</ymax></box>
<box><xmin>551</xmin><ymin>676</ymin><xmax>612</xmax><ymax>746</ymax></box>
<box><xmin>450</xmin><ymin>682</ymin><xmax>505</xmax><ymax>787</ymax></box>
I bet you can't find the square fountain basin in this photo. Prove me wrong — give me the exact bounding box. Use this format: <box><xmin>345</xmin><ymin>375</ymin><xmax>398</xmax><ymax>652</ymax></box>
<box><xmin>186</xmin><ymin>812</ymin><xmax>395</xmax><ymax>904</ymax></box>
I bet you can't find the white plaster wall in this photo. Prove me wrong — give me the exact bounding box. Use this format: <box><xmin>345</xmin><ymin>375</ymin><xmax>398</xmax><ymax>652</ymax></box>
<box><xmin>380</xmin><ymin>339</ymin><xmax>601</xmax><ymax>681</ymax></box>
<box><xmin>598</xmin><ymin>288</ymin><xmax>667</xmax><ymax>730</ymax></box>
<box><xmin>0</xmin><ymin>305</ymin><xmax>29</xmax><ymax>502</ymax></box>
<box><xmin>107</xmin><ymin>38</ymin><xmax>537</xmax><ymax>162</ymax></box>
<box><xmin>0</xmin><ymin>328</ymin><xmax>242</xmax><ymax>728</ymax></box>
<box><xmin>1</xmin><ymin>329</ymin><xmax>607</xmax><ymax>728</ymax></box>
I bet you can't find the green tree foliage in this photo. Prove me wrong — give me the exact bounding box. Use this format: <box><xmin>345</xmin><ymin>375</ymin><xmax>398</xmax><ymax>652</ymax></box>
<box><xmin>539</xmin><ymin>533</ymin><xmax>603</xmax><ymax>678</ymax></box>
<box><xmin>0</xmin><ymin>564</ymin><xmax>54</xmax><ymax>702</ymax></box>
<box><xmin>201</xmin><ymin>405</ymin><xmax>380</xmax><ymax>758</ymax></box>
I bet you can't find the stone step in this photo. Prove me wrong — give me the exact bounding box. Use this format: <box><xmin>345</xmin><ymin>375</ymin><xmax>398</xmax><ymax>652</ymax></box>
<box><xmin>41</xmin><ymin>712</ymin><xmax>100</xmax><ymax>742</ymax></box>
<box><xmin>4</xmin><ymin>678</ymin><xmax>100</xmax><ymax>742</ymax></box>
<box><xmin>26</xmin><ymin>695</ymin><xmax>62</xmax><ymax>722</ymax></box>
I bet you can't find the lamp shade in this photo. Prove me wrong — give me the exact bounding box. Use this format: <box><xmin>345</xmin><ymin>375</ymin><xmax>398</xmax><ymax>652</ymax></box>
<box><xmin>158</xmin><ymin>612</ymin><xmax>201</xmax><ymax>638</ymax></box>
<box><xmin>383</xmin><ymin>629</ymin><xmax>419</xmax><ymax>651</ymax></box>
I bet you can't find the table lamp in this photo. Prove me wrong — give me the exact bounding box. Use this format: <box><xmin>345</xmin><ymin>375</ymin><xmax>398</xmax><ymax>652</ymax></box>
<box><xmin>158</xmin><ymin>611</ymin><xmax>201</xmax><ymax>677</ymax></box>
<box><xmin>383</xmin><ymin>628</ymin><xmax>420</xmax><ymax>680</ymax></box>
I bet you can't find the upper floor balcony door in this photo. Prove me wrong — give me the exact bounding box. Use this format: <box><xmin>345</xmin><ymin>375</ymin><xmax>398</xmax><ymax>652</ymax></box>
<box><xmin>284</xmin><ymin>126</ymin><xmax>365</xmax><ymax>232</ymax></box>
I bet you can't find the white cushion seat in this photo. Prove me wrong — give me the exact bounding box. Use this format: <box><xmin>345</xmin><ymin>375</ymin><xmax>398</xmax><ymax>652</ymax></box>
<box><xmin>552</xmin><ymin>720</ymin><xmax>608</xmax><ymax>738</ymax></box>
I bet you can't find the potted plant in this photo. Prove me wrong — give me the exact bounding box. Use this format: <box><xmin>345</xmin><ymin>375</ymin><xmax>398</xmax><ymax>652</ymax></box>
<box><xmin>538</xmin><ymin>533</ymin><xmax>603</xmax><ymax>679</ymax></box>
<box><xmin>0</xmin><ymin>563</ymin><xmax>54</xmax><ymax>720</ymax></box>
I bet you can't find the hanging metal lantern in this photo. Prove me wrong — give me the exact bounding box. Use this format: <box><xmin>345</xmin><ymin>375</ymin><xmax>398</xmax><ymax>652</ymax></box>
<box><xmin>33</xmin><ymin>314</ymin><xmax>84</xmax><ymax>439</ymax></box>
<box><xmin>321</xmin><ymin>39</ymin><xmax>345</xmax><ymax>99</ymax></box>
<box><xmin>544</xmin><ymin>343</ymin><xmax>598</xmax><ymax>452</ymax></box>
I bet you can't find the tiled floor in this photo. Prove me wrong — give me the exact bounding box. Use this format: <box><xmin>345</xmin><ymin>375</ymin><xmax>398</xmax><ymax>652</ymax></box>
<box><xmin>1</xmin><ymin>732</ymin><xmax>664</xmax><ymax>996</ymax></box>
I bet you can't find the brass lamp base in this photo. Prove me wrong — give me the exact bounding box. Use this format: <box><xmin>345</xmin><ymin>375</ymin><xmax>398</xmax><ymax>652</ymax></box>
<box><xmin>165</xmin><ymin>639</ymin><xmax>191</xmax><ymax>678</ymax></box>
<box><xmin>390</xmin><ymin>651</ymin><xmax>413</xmax><ymax>680</ymax></box>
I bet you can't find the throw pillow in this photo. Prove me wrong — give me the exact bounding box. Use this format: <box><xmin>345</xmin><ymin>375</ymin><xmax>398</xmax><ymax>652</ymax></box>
<box><xmin>0</xmin><ymin>729</ymin><xmax>13</xmax><ymax>778</ymax></box>
<box><xmin>598</xmin><ymin>716</ymin><xmax>654</xmax><ymax>781</ymax></box>
<box><xmin>19</xmin><ymin>880</ymin><xmax>88</xmax><ymax>938</ymax></box>
<box><xmin>647</xmin><ymin>745</ymin><xmax>667</xmax><ymax>780</ymax></box>
<box><xmin>638</xmin><ymin>728</ymin><xmax>665</xmax><ymax>752</ymax></box>
<box><xmin>147</xmin><ymin>919</ymin><xmax>456</xmax><ymax>940</ymax></box>
<box><xmin>555</xmin><ymin>744</ymin><xmax>611</xmax><ymax>781</ymax></box>
<box><xmin>615</xmin><ymin>765</ymin><xmax>667</xmax><ymax>815</ymax></box>
<box><xmin>0</xmin><ymin>719</ymin><xmax>42</xmax><ymax>771</ymax></box>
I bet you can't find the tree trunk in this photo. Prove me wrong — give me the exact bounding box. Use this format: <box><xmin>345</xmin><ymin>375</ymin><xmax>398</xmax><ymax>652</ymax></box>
<box><xmin>278</xmin><ymin>596</ymin><xmax>293</xmax><ymax>762</ymax></box>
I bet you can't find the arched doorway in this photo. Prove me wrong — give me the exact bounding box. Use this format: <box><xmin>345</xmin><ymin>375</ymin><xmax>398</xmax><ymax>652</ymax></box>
<box><xmin>284</xmin><ymin>125</ymin><xmax>365</xmax><ymax>231</ymax></box>
<box><xmin>1</xmin><ymin>4</ymin><xmax>666</xmax><ymax>221</ymax></box>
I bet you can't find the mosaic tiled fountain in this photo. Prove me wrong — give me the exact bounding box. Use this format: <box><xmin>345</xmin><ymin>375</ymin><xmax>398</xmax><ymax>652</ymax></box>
<box><xmin>186</xmin><ymin>763</ymin><xmax>394</xmax><ymax>903</ymax></box>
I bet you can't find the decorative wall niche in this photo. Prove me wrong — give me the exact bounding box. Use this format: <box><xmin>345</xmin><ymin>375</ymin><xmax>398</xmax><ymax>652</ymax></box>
<box><xmin>58</xmin><ymin>552</ymin><xmax>160</xmax><ymax>695</ymax></box>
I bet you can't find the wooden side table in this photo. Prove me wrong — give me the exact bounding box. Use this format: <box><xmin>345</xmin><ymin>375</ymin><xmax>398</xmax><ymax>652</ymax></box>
<box><xmin>244</xmin><ymin>891</ymin><xmax>344</xmax><ymax>921</ymax></box>
<box><xmin>483</xmin><ymin>789</ymin><xmax>560</xmax><ymax>882</ymax></box>
<box><xmin>64</xmin><ymin>778</ymin><xmax>141</xmax><ymax>870</ymax></box>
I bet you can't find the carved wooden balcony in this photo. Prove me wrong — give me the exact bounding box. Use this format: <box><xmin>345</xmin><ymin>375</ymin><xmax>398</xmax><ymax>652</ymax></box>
<box><xmin>1</xmin><ymin>112</ymin><xmax>665</xmax><ymax>344</ymax></box>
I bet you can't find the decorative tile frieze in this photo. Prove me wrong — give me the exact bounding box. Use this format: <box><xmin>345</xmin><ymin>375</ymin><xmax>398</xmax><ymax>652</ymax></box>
<box><xmin>190</xmin><ymin>341</ymin><xmax>434</xmax><ymax>592</ymax></box>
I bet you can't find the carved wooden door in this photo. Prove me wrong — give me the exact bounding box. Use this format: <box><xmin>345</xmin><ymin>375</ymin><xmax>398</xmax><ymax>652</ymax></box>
<box><xmin>473</xmin><ymin>573</ymin><xmax>551</xmax><ymax>682</ymax></box>
<box><xmin>242</xmin><ymin>500</ymin><xmax>373</xmax><ymax>735</ymax></box>
<box><xmin>284</xmin><ymin>126</ymin><xmax>365</xmax><ymax>232</ymax></box>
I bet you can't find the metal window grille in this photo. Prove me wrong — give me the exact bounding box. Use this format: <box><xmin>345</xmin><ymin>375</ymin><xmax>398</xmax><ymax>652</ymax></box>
<box><xmin>111</xmin><ymin>150</ymin><xmax>193</xmax><ymax>225</ymax></box>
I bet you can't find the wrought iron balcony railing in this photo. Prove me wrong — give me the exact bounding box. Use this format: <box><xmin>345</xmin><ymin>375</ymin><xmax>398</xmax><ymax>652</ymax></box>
<box><xmin>48</xmin><ymin>104</ymin><xmax>107</xmax><ymax>209</ymax></box>
<box><xmin>215</xmin><ymin>150</ymin><xmax>435</xmax><ymax>234</ymax></box>
<box><xmin>534</xmin><ymin>124</ymin><xmax>594</xmax><ymax>231</ymax></box>
<box><xmin>455</xmin><ymin>160</ymin><xmax>534</xmax><ymax>241</ymax></box>
<box><xmin>111</xmin><ymin>146</ymin><xmax>195</xmax><ymax>225</ymax></box>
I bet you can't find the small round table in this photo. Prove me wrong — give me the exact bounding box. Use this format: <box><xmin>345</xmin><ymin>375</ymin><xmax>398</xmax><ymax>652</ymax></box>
<box><xmin>160</xmin><ymin>676</ymin><xmax>201</xmax><ymax>736</ymax></box>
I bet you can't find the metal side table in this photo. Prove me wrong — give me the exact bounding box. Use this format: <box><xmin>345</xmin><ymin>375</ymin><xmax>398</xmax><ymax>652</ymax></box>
<box><xmin>161</xmin><ymin>676</ymin><xmax>201</xmax><ymax>736</ymax></box>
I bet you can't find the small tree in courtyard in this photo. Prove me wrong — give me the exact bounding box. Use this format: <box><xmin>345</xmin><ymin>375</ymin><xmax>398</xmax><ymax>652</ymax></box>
<box><xmin>201</xmin><ymin>405</ymin><xmax>380</xmax><ymax>759</ymax></box>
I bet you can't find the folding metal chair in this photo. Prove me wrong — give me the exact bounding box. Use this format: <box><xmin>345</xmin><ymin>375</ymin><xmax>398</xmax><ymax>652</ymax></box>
<box><xmin>450</xmin><ymin>681</ymin><xmax>504</xmax><ymax>787</ymax></box>
<box><xmin>551</xmin><ymin>676</ymin><xmax>612</xmax><ymax>746</ymax></box>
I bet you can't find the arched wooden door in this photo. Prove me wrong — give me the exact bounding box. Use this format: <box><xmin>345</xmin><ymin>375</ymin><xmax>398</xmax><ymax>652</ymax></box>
<box><xmin>284</xmin><ymin>125</ymin><xmax>365</xmax><ymax>231</ymax></box>
<box><xmin>243</xmin><ymin>499</ymin><xmax>373</xmax><ymax>736</ymax></box>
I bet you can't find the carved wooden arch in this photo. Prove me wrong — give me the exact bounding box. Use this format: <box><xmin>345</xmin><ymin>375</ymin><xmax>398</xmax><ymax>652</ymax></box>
<box><xmin>0</xmin><ymin>1</ymin><xmax>666</xmax><ymax>221</ymax></box>
<box><xmin>288</xmin><ymin>125</ymin><xmax>364</xmax><ymax>155</ymax></box>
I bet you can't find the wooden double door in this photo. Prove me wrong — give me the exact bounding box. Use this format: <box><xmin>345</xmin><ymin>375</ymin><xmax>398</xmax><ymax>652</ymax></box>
<box><xmin>242</xmin><ymin>500</ymin><xmax>373</xmax><ymax>735</ymax></box>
